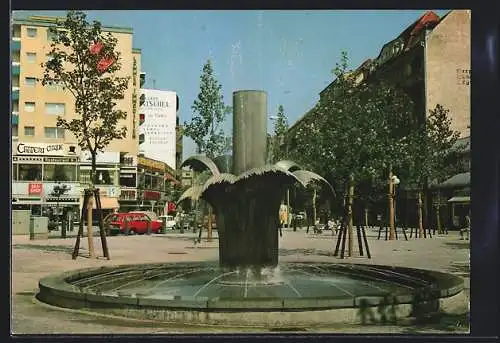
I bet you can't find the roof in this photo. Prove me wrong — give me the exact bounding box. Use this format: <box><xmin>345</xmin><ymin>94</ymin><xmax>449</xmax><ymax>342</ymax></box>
<box><xmin>132</xmin><ymin>48</ymin><xmax>142</xmax><ymax>53</ymax></box>
<box><xmin>439</xmin><ymin>172</ymin><xmax>470</xmax><ymax>188</ymax></box>
<box><xmin>13</xmin><ymin>15</ymin><xmax>134</xmax><ymax>34</ymax></box>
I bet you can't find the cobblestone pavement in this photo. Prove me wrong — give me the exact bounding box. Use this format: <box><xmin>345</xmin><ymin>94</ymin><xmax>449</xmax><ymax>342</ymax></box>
<box><xmin>11</xmin><ymin>228</ymin><xmax>470</xmax><ymax>334</ymax></box>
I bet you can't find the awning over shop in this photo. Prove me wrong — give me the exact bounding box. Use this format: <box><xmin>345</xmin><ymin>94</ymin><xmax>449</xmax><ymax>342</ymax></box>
<box><xmin>438</xmin><ymin>172</ymin><xmax>470</xmax><ymax>189</ymax></box>
<box><xmin>448</xmin><ymin>196</ymin><xmax>471</xmax><ymax>203</ymax></box>
<box><xmin>81</xmin><ymin>197</ymin><xmax>119</xmax><ymax>209</ymax></box>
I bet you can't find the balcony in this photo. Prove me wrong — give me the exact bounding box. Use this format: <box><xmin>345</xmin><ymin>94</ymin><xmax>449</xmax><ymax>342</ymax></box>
<box><xmin>11</xmin><ymin>89</ymin><xmax>19</xmax><ymax>101</ymax></box>
<box><xmin>12</xmin><ymin>64</ymin><xmax>20</xmax><ymax>76</ymax></box>
<box><xmin>11</xmin><ymin>39</ymin><xmax>21</xmax><ymax>52</ymax></box>
<box><xmin>12</xmin><ymin>114</ymin><xmax>18</xmax><ymax>125</ymax></box>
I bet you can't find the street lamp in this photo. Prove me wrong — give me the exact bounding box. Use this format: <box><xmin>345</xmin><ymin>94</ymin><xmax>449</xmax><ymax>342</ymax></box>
<box><xmin>389</xmin><ymin>174</ymin><xmax>400</xmax><ymax>240</ymax></box>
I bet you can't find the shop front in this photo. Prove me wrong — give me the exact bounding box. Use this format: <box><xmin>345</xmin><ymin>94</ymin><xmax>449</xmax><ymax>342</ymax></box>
<box><xmin>12</xmin><ymin>142</ymin><xmax>80</xmax><ymax>227</ymax></box>
<box><xmin>78</xmin><ymin>151</ymin><xmax>121</xmax><ymax>221</ymax></box>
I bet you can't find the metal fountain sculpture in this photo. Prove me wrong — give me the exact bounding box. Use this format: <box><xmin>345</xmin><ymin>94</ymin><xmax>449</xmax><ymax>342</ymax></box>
<box><xmin>178</xmin><ymin>90</ymin><xmax>335</xmax><ymax>272</ymax></box>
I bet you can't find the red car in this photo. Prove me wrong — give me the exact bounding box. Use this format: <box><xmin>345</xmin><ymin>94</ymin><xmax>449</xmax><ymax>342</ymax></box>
<box><xmin>108</xmin><ymin>212</ymin><xmax>162</xmax><ymax>235</ymax></box>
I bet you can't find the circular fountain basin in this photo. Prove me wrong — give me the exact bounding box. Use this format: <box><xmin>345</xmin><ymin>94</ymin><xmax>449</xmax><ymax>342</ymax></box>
<box><xmin>37</xmin><ymin>262</ymin><xmax>464</xmax><ymax>327</ymax></box>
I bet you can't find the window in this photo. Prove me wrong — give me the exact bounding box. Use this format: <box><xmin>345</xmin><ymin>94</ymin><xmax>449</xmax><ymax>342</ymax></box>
<box><xmin>26</xmin><ymin>52</ymin><xmax>36</xmax><ymax>63</ymax></box>
<box><xmin>24</xmin><ymin>126</ymin><xmax>35</xmax><ymax>136</ymax></box>
<box><xmin>12</xmin><ymin>124</ymin><xmax>18</xmax><ymax>137</ymax></box>
<box><xmin>47</xmin><ymin>29</ymin><xmax>57</xmax><ymax>42</ymax></box>
<box><xmin>24</xmin><ymin>102</ymin><xmax>35</xmax><ymax>112</ymax></box>
<box><xmin>45</xmin><ymin>103</ymin><xmax>65</xmax><ymax>115</ymax></box>
<box><xmin>26</xmin><ymin>27</ymin><xmax>37</xmax><ymax>38</ymax></box>
<box><xmin>25</xmin><ymin>77</ymin><xmax>36</xmax><ymax>87</ymax></box>
<box><xmin>18</xmin><ymin>164</ymin><xmax>42</xmax><ymax>181</ymax></box>
<box><xmin>79</xmin><ymin>169</ymin><xmax>116</xmax><ymax>185</ymax></box>
<box><xmin>44</xmin><ymin>127</ymin><xmax>65</xmax><ymax>139</ymax></box>
<box><xmin>119</xmin><ymin>172</ymin><xmax>137</xmax><ymax>187</ymax></box>
<box><xmin>43</xmin><ymin>164</ymin><xmax>77</xmax><ymax>182</ymax></box>
<box><xmin>12</xmin><ymin>164</ymin><xmax>18</xmax><ymax>180</ymax></box>
<box><xmin>46</xmin><ymin>80</ymin><xmax>65</xmax><ymax>91</ymax></box>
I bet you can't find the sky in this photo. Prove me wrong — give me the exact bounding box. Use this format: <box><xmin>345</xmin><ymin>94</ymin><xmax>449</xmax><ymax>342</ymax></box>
<box><xmin>14</xmin><ymin>10</ymin><xmax>450</xmax><ymax>159</ymax></box>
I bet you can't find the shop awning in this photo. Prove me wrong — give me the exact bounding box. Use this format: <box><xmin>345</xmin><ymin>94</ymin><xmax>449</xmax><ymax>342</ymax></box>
<box><xmin>448</xmin><ymin>196</ymin><xmax>471</xmax><ymax>203</ymax></box>
<box><xmin>81</xmin><ymin>197</ymin><xmax>119</xmax><ymax>209</ymax></box>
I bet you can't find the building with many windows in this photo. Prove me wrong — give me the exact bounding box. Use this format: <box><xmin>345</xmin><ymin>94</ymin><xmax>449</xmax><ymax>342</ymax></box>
<box><xmin>11</xmin><ymin>15</ymin><xmax>142</xmax><ymax>220</ymax></box>
<box><xmin>284</xmin><ymin>10</ymin><xmax>470</xmax><ymax>228</ymax></box>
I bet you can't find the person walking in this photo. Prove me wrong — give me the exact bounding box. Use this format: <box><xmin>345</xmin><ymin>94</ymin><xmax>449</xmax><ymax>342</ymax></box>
<box><xmin>460</xmin><ymin>212</ymin><xmax>470</xmax><ymax>240</ymax></box>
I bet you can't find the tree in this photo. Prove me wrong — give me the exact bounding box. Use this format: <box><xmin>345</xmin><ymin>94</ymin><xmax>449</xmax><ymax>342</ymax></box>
<box><xmin>271</xmin><ymin>105</ymin><xmax>289</xmax><ymax>162</ymax></box>
<box><xmin>404</xmin><ymin>104</ymin><xmax>460</xmax><ymax>237</ymax></box>
<box><xmin>289</xmin><ymin>51</ymin><xmax>416</xmax><ymax>252</ymax></box>
<box><xmin>41</xmin><ymin>11</ymin><xmax>129</xmax><ymax>258</ymax></box>
<box><xmin>184</xmin><ymin>59</ymin><xmax>231</xmax><ymax>159</ymax></box>
<box><xmin>183</xmin><ymin>60</ymin><xmax>232</xmax><ymax>241</ymax></box>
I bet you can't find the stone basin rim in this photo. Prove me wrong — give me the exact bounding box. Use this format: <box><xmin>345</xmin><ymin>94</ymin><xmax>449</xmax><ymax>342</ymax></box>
<box><xmin>37</xmin><ymin>261</ymin><xmax>464</xmax><ymax>311</ymax></box>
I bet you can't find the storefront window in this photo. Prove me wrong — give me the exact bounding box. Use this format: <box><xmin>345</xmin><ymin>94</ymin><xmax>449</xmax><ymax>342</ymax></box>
<box><xmin>43</xmin><ymin>164</ymin><xmax>77</xmax><ymax>181</ymax></box>
<box><xmin>137</xmin><ymin>172</ymin><xmax>145</xmax><ymax>189</ymax></box>
<box><xmin>18</xmin><ymin>164</ymin><xmax>42</xmax><ymax>181</ymax></box>
<box><xmin>12</xmin><ymin>164</ymin><xmax>18</xmax><ymax>180</ymax></box>
<box><xmin>145</xmin><ymin>174</ymin><xmax>152</xmax><ymax>189</ymax></box>
<box><xmin>79</xmin><ymin>168</ymin><xmax>117</xmax><ymax>185</ymax></box>
<box><xmin>151</xmin><ymin>175</ymin><xmax>160</xmax><ymax>190</ymax></box>
<box><xmin>119</xmin><ymin>172</ymin><xmax>137</xmax><ymax>188</ymax></box>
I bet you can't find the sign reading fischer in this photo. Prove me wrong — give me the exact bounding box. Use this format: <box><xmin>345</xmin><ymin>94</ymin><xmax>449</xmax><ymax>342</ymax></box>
<box><xmin>15</xmin><ymin>142</ymin><xmax>67</xmax><ymax>156</ymax></box>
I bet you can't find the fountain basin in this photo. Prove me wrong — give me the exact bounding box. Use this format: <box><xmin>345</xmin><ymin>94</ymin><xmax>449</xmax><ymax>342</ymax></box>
<box><xmin>37</xmin><ymin>262</ymin><xmax>464</xmax><ymax>327</ymax></box>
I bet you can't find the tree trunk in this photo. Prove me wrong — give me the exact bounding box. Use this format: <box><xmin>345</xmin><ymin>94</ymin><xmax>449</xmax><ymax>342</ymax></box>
<box><xmin>388</xmin><ymin>168</ymin><xmax>395</xmax><ymax>240</ymax></box>
<box><xmin>87</xmin><ymin>197</ymin><xmax>95</xmax><ymax>257</ymax></box>
<box><xmin>312</xmin><ymin>189</ymin><xmax>317</xmax><ymax>228</ymax></box>
<box><xmin>286</xmin><ymin>189</ymin><xmax>291</xmax><ymax>230</ymax></box>
<box><xmin>207</xmin><ymin>205</ymin><xmax>213</xmax><ymax>242</ymax></box>
<box><xmin>436</xmin><ymin>188</ymin><xmax>442</xmax><ymax>233</ymax></box>
<box><xmin>347</xmin><ymin>176</ymin><xmax>354</xmax><ymax>256</ymax></box>
<box><xmin>418</xmin><ymin>191</ymin><xmax>424</xmax><ymax>238</ymax></box>
<box><xmin>87</xmin><ymin>152</ymin><xmax>97</xmax><ymax>257</ymax></box>
<box><xmin>364</xmin><ymin>208</ymin><xmax>369</xmax><ymax>228</ymax></box>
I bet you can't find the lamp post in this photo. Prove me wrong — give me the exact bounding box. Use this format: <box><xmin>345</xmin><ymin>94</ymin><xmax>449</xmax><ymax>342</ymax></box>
<box><xmin>389</xmin><ymin>173</ymin><xmax>400</xmax><ymax>240</ymax></box>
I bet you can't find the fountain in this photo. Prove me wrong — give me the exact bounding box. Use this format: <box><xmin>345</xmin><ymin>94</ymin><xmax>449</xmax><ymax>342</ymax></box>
<box><xmin>37</xmin><ymin>90</ymin><xmax>464</xmax><ymax>328</ymax></box>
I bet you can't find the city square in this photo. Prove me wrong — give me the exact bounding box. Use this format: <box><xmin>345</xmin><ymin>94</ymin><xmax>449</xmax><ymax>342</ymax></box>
<box><xmin>12</xmin><ymin>228</ymin><xmax>469</xmax><ymax>333</ymax></box>
<box><xmin>11</xmin><ymin>9</ymin><xmax>471</xmax><ymax>334</ymax></box>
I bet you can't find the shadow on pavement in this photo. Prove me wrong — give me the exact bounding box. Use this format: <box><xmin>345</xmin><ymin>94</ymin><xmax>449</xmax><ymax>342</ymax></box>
<box><xmin>444</xmin><ymin>241</ymin><xmax>470</xmax><ymax>250</ymax></box>
<box><xmin>13</xmin><ymin>244</ymin><xmax>86</xmax><ymax>256</ymax></box>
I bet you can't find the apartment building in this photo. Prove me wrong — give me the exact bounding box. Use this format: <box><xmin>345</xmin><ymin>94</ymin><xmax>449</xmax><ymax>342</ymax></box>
<box><xmin>11</xmin><ymin>15</ymin><xmax>142</xmax><ymax>220</ymax></box>
<box><xmin>286</xmin><ymin>10</ymin><xmax>470</xmax><ymax>153</ymax></box>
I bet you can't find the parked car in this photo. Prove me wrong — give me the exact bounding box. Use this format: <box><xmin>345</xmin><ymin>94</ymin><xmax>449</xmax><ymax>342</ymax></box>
<box><xmin>108</xmin><ymin>212</ymin><xmax>162</xmax><ymax>235</ymax></box>
<box><xmin>158</xmin><ymin>215</ymin><xmax>177</xmax><ymax>230</ymax></box>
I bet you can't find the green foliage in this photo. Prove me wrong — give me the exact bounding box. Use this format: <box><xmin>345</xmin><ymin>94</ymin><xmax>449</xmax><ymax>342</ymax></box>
<box><xmin>41</xmin><ymin>11</ymin><xmax>129</xmax><ymax>184</ymax></box>
<box><xmin>271</xmin><ymin>105</ymin><xmax>289</xmax><ymax>162</ymax></box>
<box><xmin>403</xmin><ymin>104</ymin><xmax>460</xmax><ymax>190</ymax></box>
<box><xmin>184</xmin><ymin>60</ymin><xmax>230</xmax><ymax>159</ymax></box>
<box><xmin>290</xmin><ymin>50</ymin><xmax>415</xmax><ymax>201</ymax></box>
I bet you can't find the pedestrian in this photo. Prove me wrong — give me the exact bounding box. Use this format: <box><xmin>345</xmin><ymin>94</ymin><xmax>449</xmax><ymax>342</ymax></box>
<box><xmin>460</xmin><ymin>212</ymin><xmax>470</xmax><ymax>240</ymax></box>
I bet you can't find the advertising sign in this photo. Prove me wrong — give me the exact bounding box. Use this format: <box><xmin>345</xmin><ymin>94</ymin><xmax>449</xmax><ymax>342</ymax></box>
<box><xmin>28</xmin><ymin>183</ymin><xmax>43</xmax><ymax>195</ymax></box>
<box><xmin>15</xmin><ymin>142</ymin><xmax>70</xmax><ymax>156</ymax></box>
<box><xmin>139</xmin><ymin>89</ymin><xmax>177</xmax><ymax>170</ymax></box>
<box><xmin>80</xmin><ymin>151</ymin><xmax>120</xmax><ymax>164</ymax></box>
